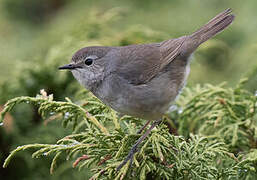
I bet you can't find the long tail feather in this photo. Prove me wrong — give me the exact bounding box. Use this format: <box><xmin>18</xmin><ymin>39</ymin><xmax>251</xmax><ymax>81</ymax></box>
<box><xmin>190</xmin><ymin>8</ymin><xmax>235</xmax><ymax>45</ymax></box>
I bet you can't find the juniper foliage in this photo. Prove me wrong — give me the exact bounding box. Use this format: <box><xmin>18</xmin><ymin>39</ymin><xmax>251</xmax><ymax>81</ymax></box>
<box><xmin>0</xmin><ymin>6</ymin><xmax>256</xmax><ymax>180</ymax></box>
<box><xmin>1</xmin><ymin>79</ymin><xmax>256</xmax><ymax>179</ymax></box>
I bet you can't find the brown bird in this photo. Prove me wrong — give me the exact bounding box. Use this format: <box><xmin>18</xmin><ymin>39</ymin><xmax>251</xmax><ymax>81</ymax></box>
<box><xmin>59</xmin><ymin>8</ymin><xmax>235</xmax><ymax>170</ymax></box>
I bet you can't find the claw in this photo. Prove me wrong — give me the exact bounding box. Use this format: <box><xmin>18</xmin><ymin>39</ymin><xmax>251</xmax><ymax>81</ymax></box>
<box><xmin>116</xmin><ymin>119</ymin><xmax>162</xmax><ymax>171</ymax></box>
<box><xmin>117</xmin><ymin>145</ymin><xmax>138</xmax><ymax>171</ymax></box>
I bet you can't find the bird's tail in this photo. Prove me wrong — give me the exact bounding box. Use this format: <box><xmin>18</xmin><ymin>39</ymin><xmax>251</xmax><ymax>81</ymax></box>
<box><xmin>161</xmin><ymin>9</ymin><xmax>235</xmax><ymax>62</ymax></box>
<box><xmin>189</xmin><ymin>8</ymin><xmax>235</xmax><ymax>45</ymax></box>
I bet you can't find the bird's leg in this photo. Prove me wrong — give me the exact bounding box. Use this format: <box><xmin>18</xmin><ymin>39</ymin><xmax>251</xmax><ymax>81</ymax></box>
<box><xmin>117</xmin><ymin>119</ymin><xmax>162</xmax><ymax>171</ymax></box>
<box><xmin>137</xmin><ymin>120</ymin><xmax>151</xmax><ymax>134</ymax></box>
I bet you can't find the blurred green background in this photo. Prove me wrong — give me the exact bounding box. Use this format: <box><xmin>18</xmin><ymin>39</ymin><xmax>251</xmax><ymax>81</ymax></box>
<box><xmin>0</xmin><ymin>0</ymin><xmax>256</xmax><ymax>179</ymax></box>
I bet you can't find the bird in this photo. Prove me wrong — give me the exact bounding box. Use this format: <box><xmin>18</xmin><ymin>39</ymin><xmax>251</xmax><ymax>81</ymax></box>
<box><xmin>59</xmin><ymin>8</ymin><xmax>235</xmax><ymax>170</ymax></box>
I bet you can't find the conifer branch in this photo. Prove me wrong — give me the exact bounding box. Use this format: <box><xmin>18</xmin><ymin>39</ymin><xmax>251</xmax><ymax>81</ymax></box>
<box><xmin>1</xmin><ymin>81</ymin><xmax>256</xmax><ymax>179</ymax></box>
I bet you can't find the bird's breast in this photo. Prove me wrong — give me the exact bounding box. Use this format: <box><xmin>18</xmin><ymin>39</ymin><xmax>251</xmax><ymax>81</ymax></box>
<box><xmin>93</xmin><ymin>61</ymin><xmax>190</xmax><ymax>120</ymax></box>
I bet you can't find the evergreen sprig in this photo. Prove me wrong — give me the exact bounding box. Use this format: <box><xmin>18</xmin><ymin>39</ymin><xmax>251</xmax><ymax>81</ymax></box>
<box><xmin>0</xmin><ymin>81</ymin><xmax>256</xmax><ymax>179</ymax></box>
<box><xmin>0</xmin><ymin>89</ymin><xmax>108</xmax><ymax>134</ymax></box>
<box><xmin>177</xmin><ymin>79</ymin><xmax>257</xmax><ymax>151</ymax></box>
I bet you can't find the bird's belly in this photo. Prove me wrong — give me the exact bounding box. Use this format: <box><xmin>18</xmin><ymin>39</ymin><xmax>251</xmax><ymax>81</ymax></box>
<box><xmin>94</xmin><ymin>65</ymin><xmax>189</xmax><ymax>120</ymax></box>
<box><xmin>105</xmin><ymin>88</ymin><xmax>171</xmax><ymax>120</ymax></box>
<box><xmin>110</xmin><ymin>85</ymin><xmax>172</xmax><ymax>120</ymax></box>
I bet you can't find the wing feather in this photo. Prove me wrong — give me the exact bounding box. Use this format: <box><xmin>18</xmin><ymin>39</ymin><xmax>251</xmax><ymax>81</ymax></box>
<box><xmin>112</xmin><ymin>37</ymin><xmax>186</xmax><ymax>85</ymax></box>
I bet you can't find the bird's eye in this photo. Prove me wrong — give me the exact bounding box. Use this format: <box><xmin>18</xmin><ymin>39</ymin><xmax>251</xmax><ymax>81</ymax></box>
<box><xmin>84</xmin><ymin>58</ymin><xmax>93</xmax><ymax>66</ymax></box>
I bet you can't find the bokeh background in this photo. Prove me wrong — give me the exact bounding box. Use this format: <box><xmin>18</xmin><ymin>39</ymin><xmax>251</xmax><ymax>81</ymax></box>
<box><xmin>0</xmin><ymin>0</ymin><xmax>256</xmax><ymax>179</ymax></box>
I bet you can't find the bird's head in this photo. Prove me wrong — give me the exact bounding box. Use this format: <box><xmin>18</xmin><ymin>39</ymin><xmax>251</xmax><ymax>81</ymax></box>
<box><xmin>59</xmin><ymin>46</ymin><xmax>112</xmax><ymax>90</ymax></box>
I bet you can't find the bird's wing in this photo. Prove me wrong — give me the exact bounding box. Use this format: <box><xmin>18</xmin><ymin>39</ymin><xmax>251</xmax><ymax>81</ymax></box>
<box><xmin>159</xmin><ymin>36</ymin><xmax>187</xmax><ymax>68</ymax></box>
<box><xmin>112</xmin><ymin>37</ymin><xmax>187</xmax><ymax>85</ymax></box>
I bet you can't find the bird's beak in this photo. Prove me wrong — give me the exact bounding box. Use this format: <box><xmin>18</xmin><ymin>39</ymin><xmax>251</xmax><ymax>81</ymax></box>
<box><xmin>58</xmin><ymin>64</ymin><xmax>82</xmax><ymax>70</ymax></box>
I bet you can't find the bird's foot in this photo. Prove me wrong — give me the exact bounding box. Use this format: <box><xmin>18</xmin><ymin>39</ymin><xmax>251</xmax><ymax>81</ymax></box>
<box><xmin>117</xmin><ymin>119</ymin><xmax>162</xmax><ymax>171</ymax></box>
<box><xmin>137</xmin><ymin>120</ymin><xmax>151</xmax><ymax>134</ymax></box>
<box><xmin>116</xmin><ymin>144</ymin><xmax>138</xmax><ymax>171</ymax></box>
